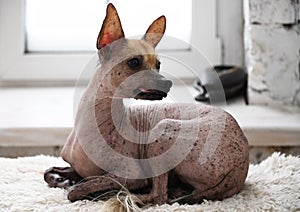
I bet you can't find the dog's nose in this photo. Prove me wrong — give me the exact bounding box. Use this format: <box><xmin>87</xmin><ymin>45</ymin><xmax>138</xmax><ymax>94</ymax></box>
<box><xmin>158</xmin><ymin>76</ymin><xmax>173</xmax><ymax>91</ymax></box>
<box><xmin>162</xmin><ymin>77</ymin><xmax>173</xmax><ymax>87</ymax></box>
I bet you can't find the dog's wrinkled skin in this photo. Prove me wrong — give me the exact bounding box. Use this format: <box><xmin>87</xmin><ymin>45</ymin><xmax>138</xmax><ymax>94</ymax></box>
<box><xmin>44</xmin><ymin>3</ymin><xmax>249</xmax><ymax>205</ymax></box>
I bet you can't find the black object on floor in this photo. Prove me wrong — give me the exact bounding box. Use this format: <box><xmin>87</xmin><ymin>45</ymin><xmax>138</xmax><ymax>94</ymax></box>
<box><xmin>194</xmin><ymin>65</ymin><xmax>247</xmax><ymax>102</ymax></box>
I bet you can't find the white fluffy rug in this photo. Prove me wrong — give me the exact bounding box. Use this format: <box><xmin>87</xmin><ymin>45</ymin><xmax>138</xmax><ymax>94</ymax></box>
<box><xmin>0</xmin><ymin>153</ymin><xmax>299</xmax><ymax>212</ymax></box>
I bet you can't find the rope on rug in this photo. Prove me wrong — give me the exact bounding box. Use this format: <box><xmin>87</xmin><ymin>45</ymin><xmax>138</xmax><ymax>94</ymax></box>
<box><xmin>0</xmin><ymin>152</ymin><xmax>299</xmax><ymax>211</ymax></box>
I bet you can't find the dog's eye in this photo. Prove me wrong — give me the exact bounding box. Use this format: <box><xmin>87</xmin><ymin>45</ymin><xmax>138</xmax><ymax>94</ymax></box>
<box><xmin>128</xmin><ymin>58</ymin><xmax>141</xmax><ymax>69</ymax></box>
<box><xmin>156</xmin><ymin>61</ymin><xmax>161</xmax><ymax>70</ymax></box>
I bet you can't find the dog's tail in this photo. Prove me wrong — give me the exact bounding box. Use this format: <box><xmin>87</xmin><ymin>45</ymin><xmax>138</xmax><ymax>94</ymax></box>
<box><xmin>101</xmin><ymin>190</ymin><xmax>142</xmax><ymax>212</ymax></box>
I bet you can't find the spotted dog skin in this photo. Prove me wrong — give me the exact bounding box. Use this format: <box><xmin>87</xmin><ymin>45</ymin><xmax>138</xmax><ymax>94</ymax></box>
<box><xmin>44</xmin><ymin>3</ymin><xmax>249</xmax><ymax>205</ymax></box>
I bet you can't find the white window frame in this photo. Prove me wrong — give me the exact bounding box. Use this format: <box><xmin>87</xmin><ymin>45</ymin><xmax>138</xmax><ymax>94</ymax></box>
<box><xmin>0</xmin><ymin>0</ymin><xmax>221</xmax><ymax>85</ymax></box>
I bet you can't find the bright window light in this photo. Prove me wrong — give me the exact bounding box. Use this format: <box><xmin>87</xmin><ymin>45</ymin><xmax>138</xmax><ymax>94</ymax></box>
<box><xmin>25</xmin><ymin>0</ymin><xmax>192</xmax><ymax>52</ymax></box>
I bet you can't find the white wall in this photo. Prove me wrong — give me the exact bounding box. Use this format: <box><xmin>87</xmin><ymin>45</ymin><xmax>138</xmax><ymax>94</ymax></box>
<box><xmin>244</xmin><ymin>0</ymin><xmax>300</xmax><ymax>110</ymax></box>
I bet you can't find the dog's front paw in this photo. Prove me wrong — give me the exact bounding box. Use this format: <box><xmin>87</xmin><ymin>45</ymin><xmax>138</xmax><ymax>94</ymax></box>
<box><xmin>67</xmin><ymin>186</ymin><xmax>79</xmax><ymax>202</ymax></box>
<box><xmin>67</xmin><ymin>184</ymin><xmax>92</xmax><ymax>202</ymax></box>
<box><xmin>44</xmin><ymin>167</ymin><xmax>82</xmax><ymax>188</ymax></box>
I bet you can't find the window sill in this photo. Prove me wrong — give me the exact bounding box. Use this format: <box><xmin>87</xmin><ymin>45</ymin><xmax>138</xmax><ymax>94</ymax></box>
<box><xmin>0</xmin><ymin>86</ymin><xmax>299</xmax><ymax>154</ymax></box>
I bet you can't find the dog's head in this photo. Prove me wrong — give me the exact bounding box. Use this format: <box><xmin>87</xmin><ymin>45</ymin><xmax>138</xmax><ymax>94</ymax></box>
<box><xmin>96</xmin><ymin>3</ymin><xmax>172</xmax><ymax>101</ymax></box>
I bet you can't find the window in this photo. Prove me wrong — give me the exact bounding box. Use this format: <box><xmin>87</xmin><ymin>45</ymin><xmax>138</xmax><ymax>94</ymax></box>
<box><xmin>0</xmin><ymin>0</ymin><xmax>221</xmax><ymax>84</ymax></box>
<box><xmin>26</xmin><ymin>0</ymin><xmax>191</xmax><ymax>52</ymax></box>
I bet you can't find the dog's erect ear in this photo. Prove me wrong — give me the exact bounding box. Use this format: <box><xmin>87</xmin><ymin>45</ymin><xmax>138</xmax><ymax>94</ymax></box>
<box><xmin>143</xmin><ymin>16</ymin><xmax>166</xmax><ymax>47</ymax></box>
<box><xmin>97</xmin><ymin>3</ymin><xmax>125</xmax><ymax>49</ymax></box>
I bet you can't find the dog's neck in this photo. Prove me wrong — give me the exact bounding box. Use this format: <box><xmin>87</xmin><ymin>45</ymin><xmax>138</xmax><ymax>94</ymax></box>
<box><xmin>91</xmin><ymin>71</ymin><xmax>126</xmax><ymax>131</ymax></box>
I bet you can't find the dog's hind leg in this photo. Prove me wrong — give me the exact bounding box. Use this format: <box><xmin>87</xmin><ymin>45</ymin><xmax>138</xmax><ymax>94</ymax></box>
<box><xmin>44</xmin><ymin>167</ymin><xmax>83</xmax><ymax>188</ymax></box>
<box><xmin>176</xmin><ymin>157</ymin><xmax>249</xmax><ymax>204</ymax></box>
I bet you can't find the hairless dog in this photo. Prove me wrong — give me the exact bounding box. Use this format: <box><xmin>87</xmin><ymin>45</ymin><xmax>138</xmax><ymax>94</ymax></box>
<box><xmin>44</xmin><ymin>3</ymin><xmax>249</xmax><ymax>205</ymax></box>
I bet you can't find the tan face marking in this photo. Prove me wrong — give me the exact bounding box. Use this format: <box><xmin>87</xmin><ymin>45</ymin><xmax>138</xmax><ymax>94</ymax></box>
<box><xmin>103</xmin><ymin>38</ymin><xmax>166</xmax><ymax>99</ymax></box>
<box><xmin>125</xmin><ymin>40</ymin><xmax>159</xmax><ymax>71</ymax></box>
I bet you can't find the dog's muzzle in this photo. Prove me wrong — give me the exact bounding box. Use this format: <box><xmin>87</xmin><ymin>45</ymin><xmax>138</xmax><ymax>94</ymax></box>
<box><xmin>134</xmin><ymin>76</ymin><xmax>173</xmax><ymax>100</ymax></box>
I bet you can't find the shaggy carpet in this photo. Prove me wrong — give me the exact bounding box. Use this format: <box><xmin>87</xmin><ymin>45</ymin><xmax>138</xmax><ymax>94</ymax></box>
<box><xmin>0</xmin><ymin>152</ymin><xmax>299</xmax><ymax>212</ymax></box>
